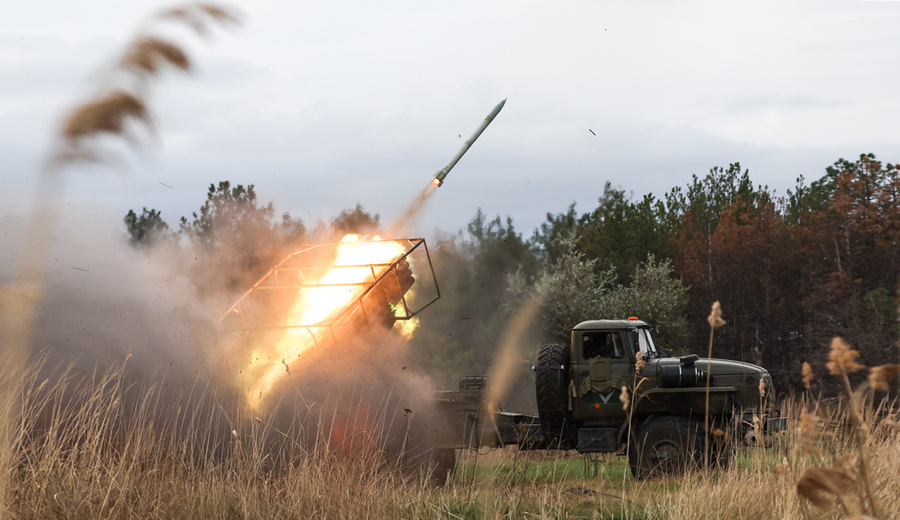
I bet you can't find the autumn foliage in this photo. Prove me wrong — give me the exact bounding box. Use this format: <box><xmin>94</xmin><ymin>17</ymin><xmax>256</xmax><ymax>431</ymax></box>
<box><xmin>522</xmin><ymin>155</ymin><xmax>897</xmax><ymax>393</ymax></box>
<box><xmin>124</xmin><ymin>155</ymin><xmax>897</xmax><ymax>395</ymax></box>
<box><xmin>669</xmin><ymin>155</ymin><xmax>898</xmax><ymax>391</ymax></box>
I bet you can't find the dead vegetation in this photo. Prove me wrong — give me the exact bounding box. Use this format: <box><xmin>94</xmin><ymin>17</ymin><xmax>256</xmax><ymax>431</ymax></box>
<box><xmin>0</xmin><ymin>343</ymin><xmax>896</xmax><ymax>519</ymax></box>
<box><xmin>0</xmin><ymin>4</ymin><xmax>239</xmax><ymax>518</ymax></box>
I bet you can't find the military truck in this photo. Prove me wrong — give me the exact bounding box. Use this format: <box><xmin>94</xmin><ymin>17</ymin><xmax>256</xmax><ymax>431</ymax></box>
<box><xmin>434</xmin><ymin>317</ymin><xmax>787</xmax><ymax>480</ymax></box>
<box><xmin>221</xmin><ymin>238</ymin><xmax>785</xmax><ymax>481</ymax></box>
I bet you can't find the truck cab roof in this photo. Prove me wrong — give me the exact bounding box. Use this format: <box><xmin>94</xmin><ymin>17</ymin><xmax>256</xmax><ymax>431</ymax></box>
<box><xmin>573</xmin><ymin>319</ymin><xmax>650</xmax><ymax>331</ymax></box>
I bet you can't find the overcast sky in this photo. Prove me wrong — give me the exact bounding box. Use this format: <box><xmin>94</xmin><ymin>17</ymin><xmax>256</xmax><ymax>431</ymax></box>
<box><xmin>3</xmin><ymin>0</ymin><xmax>900</xmax><ymax>241</ymax></box>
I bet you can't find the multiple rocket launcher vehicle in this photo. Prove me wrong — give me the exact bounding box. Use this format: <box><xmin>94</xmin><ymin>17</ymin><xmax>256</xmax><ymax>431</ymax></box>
<box><xmin>224</xmin><ymin>99</ymin><xmax>785</xmax><ymax>482</ymax></box>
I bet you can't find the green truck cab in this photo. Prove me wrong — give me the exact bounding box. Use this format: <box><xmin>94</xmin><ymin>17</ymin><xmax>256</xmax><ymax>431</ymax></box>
<box><xmin>432</xmin><ymin>318</ymin><xmax>786</xmax><ymax>481</ymax></box>
<box><xmin>534</xmin><ymin>318</ymin><xmax>786</xmax><ymax>479</ymax></box>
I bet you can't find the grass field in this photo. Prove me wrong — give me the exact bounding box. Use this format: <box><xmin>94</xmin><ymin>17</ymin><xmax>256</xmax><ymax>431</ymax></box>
<box><xmin>4</xmin><ymin>359</ymin><xmax>898</xmax><ymax>520</ymax></box>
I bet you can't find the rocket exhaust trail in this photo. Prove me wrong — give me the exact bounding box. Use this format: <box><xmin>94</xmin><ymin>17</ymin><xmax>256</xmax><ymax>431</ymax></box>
<box><xmin>387</xmin><ymin>182</ymin><xmax>439</xmax><ymax>235</ymax></box>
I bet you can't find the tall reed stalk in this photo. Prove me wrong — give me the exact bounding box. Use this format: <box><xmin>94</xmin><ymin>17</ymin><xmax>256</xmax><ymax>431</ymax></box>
<box><xmin>703</xmin><ymin>302</ymin><xmax>725</xmax><ymax>470</ymax></box>
<box><xmin>0</xmin><ymin>5</ymin><xmax>238</xmax><ymax>517</ymax></box>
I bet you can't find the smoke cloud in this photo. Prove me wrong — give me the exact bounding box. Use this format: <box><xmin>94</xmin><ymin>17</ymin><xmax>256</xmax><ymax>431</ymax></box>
<box><xmin>2</xmin><ymin>193</ymin><xmax>451</xmax><ymax>475</ymax></box>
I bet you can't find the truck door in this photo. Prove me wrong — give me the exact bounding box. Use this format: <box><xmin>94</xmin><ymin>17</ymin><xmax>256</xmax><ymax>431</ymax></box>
<box><xmin>571</xmin><ymin>330</ymin><xmax>631</xmax><ymax>422</ymax></box>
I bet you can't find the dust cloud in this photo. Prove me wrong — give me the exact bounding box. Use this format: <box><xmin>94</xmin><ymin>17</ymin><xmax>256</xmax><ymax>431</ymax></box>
<box><xmin>2</xmin><ymin>203</ymin><xmax>212</xmax><ymax>375</ymax></box>
<box><xmin>1</xmin><ymin>194</ymin><xmax>451</xmax><ymax>471</ymax></box>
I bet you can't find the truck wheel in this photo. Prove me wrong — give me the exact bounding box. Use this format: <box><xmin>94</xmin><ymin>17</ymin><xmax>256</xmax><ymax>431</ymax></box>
<box><xmin>629</xmin><ymin>416</ymin><xmax>702</xmax><ymax>480</ymax></box>
<box><xmin>707</xmin><ymin>432</ymin><xmax>735</xmax><ymax>470</ymax></box>
<box><xmin>428</xmin><ymin>448</ymin><xmax>456</xmax><ymax>486</ymax></box>
<box><xmin>535</xmin><ymin>343</ymin><xmax>571</xmax><ymax>449</ymax></box>
<box><xmin>743</xmin><ymin>429</ymin><xmax>775</xmax><ymax>448</ymax></box>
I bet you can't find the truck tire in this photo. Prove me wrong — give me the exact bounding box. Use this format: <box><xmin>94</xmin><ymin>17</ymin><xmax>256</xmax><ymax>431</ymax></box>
<box><xmin>707</xmin><ymin>430</ymin><xmax>735</xmax><ymax>470</ymax></box>
<box><xmin>629</xmin><ymin>416</ymin><xmax>702</xmax><ymax>480</ymax></box>
<box><xmin>428</xmin><ymin>448</ymin><xmax>456</xmax><ymax>486</ymax></box>
<box><xmin>535</xmin><ymin>343</ymin><xmax>571</xmax><ymax>449</ymax></box>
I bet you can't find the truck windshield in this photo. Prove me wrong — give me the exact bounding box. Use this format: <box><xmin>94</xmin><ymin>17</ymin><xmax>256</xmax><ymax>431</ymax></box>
<box><xmin>635</xmin><ymin>328</ymin><xmax>660</xmax><ymax>357</ymax></box>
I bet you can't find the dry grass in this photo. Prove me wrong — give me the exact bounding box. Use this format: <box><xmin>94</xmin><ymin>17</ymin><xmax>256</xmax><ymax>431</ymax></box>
<box><xmin>5</xmin><ymin>356</ymin><xmax>898</xmax><ymax>519</ymax></box>
<box><xmin>0</xmin><ymin>4</ymin><xmax>239</xmax><ymax>518</ymax></box>
<box><xmin>9</xmin><ymin>360</ymin><xmax>445</xmax><ymax>519</ymax></box>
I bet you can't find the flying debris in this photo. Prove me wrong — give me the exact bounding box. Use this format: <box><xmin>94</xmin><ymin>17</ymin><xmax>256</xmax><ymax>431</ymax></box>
<box><xmin>589</xmin><ymin>129</ymin><xmax>596</xmax><ymax>136</ymax></box>
<box><xmin>433</xmin><ymin>98</ymin><xmax>506</xmax><ymax>187</ymax></box>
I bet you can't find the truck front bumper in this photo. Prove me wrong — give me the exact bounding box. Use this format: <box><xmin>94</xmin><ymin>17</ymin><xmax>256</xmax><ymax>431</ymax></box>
<box><xmin>765</xmin><ymin>415</ymin><xmax>788</xmax><ymax>433</ymax></box>
<box><xmin>740</xmin><ymin>411</ymin><xmax>787</xmax><ymax>433</ymax></box>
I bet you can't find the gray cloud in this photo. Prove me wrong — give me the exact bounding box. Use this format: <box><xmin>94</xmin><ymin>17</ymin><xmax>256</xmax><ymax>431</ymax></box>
<box><xmin>3</xmin><ymin>0</ymin><xmax>900</xmax><ymax>238</ymax></box>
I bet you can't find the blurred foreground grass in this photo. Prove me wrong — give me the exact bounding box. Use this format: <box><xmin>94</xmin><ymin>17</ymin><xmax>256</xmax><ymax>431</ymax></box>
<box><xmin>8</xmin><ymin>367</ymin><xmax>899</xmax><ymax>520</ymax></box>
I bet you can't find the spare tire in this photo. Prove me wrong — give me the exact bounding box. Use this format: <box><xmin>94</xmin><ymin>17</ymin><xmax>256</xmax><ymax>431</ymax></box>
<box><xmin>535</xmin><ymin>343</ymin><xmax>571</xmax><ymax>448</ymax></box>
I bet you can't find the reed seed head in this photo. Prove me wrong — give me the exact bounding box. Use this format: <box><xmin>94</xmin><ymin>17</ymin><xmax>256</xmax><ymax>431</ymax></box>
<box><xmin>801</xmin><ymin>361</ymin><xmax>814</xmax><ymax>390</ymax></box>
<box><xmin>196</xmin><ymin>3</ymin><xmax>240</xmax><ymax>23</ymax></box>
<box><xmin>798</xmin><ymin>408</ymin><xmax>819</xmax><ymax>436</ymax></box>
<box><xmin>157</xmin><ymin>3</ymin><xmax>241</xmax><ymax>36</ymax></box>
<box><xmin>797</xmin><ymin>408</ymin><xmax>821</xmax><ymax>455</ymax></box>
<box><xmin>868</xmin><ymin>363</ymin><xmax>900</xmax><ymax>391</ymax></box>
<box><xmin>796</xmin><ymin>467</ymin><xmax>855</xmax><ymax>509</ymax></box>
<box><xmin>707</xmin><ymin>301</ymin><xmax>726</xmax><ymax>329</ymax></box>
<box><xmin>62</xmin><ymin>90</ymin><xmax>150</xmax><ymax>142</ymax></box>
<box><xmin>775</xmin><ymin>456</ymin><xmax>789</xmax><ymax>476</ymax></box>
<box><xmin>635</xmin><ymin>357</ymin><xmax>646</xmax><ymax>374</ymax></box>
<box><xmin>619</xmin><ymin>385</ymin><xmax>630</xmax><ymax>411</ymax></box>
<box><xmin>121</xmin><ymin>36</ymin><xmax>191</xmax><ymax>75</ymax></box>
<box><xmin>826</xmin><ymin>337</ymin><xmax>865</xmax><ymax>375</ymax></box>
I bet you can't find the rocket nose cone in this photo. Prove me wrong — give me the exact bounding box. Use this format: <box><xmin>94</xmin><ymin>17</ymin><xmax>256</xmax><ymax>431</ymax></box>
<box><xmin>489</xmin><ymin>98</ymin><xmax>507</xmax><ymax>118</ymax></box>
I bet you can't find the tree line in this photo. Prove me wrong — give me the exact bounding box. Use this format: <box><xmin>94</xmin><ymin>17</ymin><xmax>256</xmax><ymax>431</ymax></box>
<box><xmin>126</xmin><ymin>154</ymin><xmax>899</xmax><ymax>395</ymax></box>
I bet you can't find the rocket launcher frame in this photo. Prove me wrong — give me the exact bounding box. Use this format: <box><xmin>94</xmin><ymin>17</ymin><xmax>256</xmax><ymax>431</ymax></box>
<box><xmin>220</xmin><ymin>238</ymin><xmax>440</xmax><ymax>347</ymax></box>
